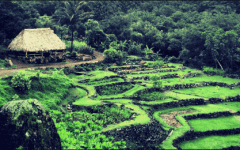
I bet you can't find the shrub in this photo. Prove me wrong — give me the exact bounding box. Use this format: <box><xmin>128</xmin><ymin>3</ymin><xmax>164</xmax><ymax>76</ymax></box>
<box><xmin>128</xmin><ymin>41</ymin><xmax>143</xmax><ymax>56</ymax></box>
<box><xmin>103</xmin><ymin>47</ymin><xmax>118</xmax><ymax>63</ymax></box>
<box><xmin>168</xmin><ymin>56</ymin><xmax>178</xmax><ymax>63</ymax></box>
<box><xmin>0</xmin><ymin>45</ymin><xmax>8</xmax><ymax>59</ymax></box>
<box><xmin>63</xmin><ymin>68</ymin><xmax>71</xmax><ymax>75</ymax></box>
<box><xmin>12</xmin><ymin>94</ymin><xmax>20</xmax><ymax>101</ymax></box>
<box><xmin>147</xmin><ymin>60</ymin><xmax>164</xmax><ymax>68</ymax></box>
<box><xmin>65</xmin><ymin>51</ymin><xmax>71</xmax><ymax>56</ymax></box>
<box><xmin>150</xmin><ymin>75</ymin><xmax>163</xmax><ymax>90</ymax></box>
<box><xmin>76</xmin><ymin>66</ymin><xmax>86</xmax><ymax>72</ymax></box>
<box><xmin>83</xmin><ymin>45</ymin><xmax>94</xmax><ymax>55</ymax></box>
<box><xmin>203</xmin><ymin>66</ymin><xmax>225</xmax><ymax>75</ymax></box>
<box><xmin>75</xmin><ymin>45</ymin><xmax>94</xmax><ymax>55</ymax></box>
<box><xmin>149</xmin><ymin>53</ymin><xmax>159</xmax><ymax>61</ymax></box>
<box><xmin>10</xmin><ymin>72</ymin><xmax>32</xmax><ymax>93</ymax></box>
<box><xmin>155</xmin><ymin>60</ymin><xmax>164</xmax><ymax>66</ymax></box>
<box><xmin>71</xmin><ymin>51</ymin><xmax>78</xmax><ymax>57</ymax></box>
<box><xmin>58</xmin><ymin>69</ymin><xmax>66</xmax><ymax>76</ymax></box>
<box><xmin>115</xmin><ymin>51</ymin><xmax>128</xmax><ymax>66</ymax></box>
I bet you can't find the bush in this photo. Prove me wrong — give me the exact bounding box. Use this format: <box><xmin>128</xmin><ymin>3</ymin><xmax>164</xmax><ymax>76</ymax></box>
<box><xmin>203</xmin><ymin>66</ymin><xmax>225</xmax><ymax>75</ymax></box>
<box><xmin>148</xmin><ymin>53</ymin><xmax>159</xmax><ymax>61</ymax></box>
<box><xmin>10</xmin><ymin>72</ymin><xmax>32</xmax><ymax>93</ymax></box>
<box><xmin>150</xmin><ymin>75</ymin><xmax>164</xmax><ymax>92</ymax></box>
<box><xmin>163</xmin><ymin>55</ymin><xmax>169</xmax><ymax>62</ymax></box>
<box><xmin>76</xmin><ymin>66</ymin><xmax>86</xmax><ymax>72</ymax></box>
<box><xmin>103</xmin><ymin>47</ymin><xmax>118</xmax><ymax>63</ymax></box>
<box><xmin>128</xmin><ymin>41</ymin><xmax>143</xmax><ymax>56</ymax></box>
<box><xmin>71</xmin><ymin>51</ymin><xmax>78</xmax><ymax>57</ymax></box>
<box><xmin>65</xmin><ymin>51</ymin><xmax>71</xmax><ymax>56</ymax></box>
<box><xmin>75</xmin><ymin>45</ymin><xmax>94</xmax><ymax>55</ymax></box>
<box><xmin>0</xmin><ymin>45</ymin><xmax>8</xmax><ymax>59</ymax></box>
<box><xmin>168</xmin><ymin>56</ymin><xmax>178</xmax><ymax>63</ymax></box>
<box><xmin>63</xmin><ymin>68</ymin><xmax>71</xmax><ymax>75</ymax></box>
<box><xmin>147</xmin><ymin>60</ymin><xmax>164</xmax><ymax>68</ymax></box>
<box><xmin>83</xmin><ymin>45</ymin><xmax>94</xmax><ymax>55</ymax></box>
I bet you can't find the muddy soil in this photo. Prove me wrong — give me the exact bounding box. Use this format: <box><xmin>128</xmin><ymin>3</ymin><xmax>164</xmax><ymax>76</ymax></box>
<box><xmin>0</xmin><ymin>51</ymin><xmax>106</xmax><ymax>77</ymax></box>
<box><xmin>161</xmin><ymin>110</ymin><xmax>197</xmax><ymax>127</ymax></box>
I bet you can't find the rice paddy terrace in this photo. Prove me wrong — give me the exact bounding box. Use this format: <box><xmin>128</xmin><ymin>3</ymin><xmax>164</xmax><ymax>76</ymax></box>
<box><xmin>1</xmin><ymin>59</ymin><xmax>240</xmax><ymax>149</ymax></box>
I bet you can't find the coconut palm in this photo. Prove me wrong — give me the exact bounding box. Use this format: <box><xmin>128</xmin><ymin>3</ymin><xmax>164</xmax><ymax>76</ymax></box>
<box><xmin>51</xmin><ymin>1</ymin><xmax>94</xmax><ymax>52</ymax></box>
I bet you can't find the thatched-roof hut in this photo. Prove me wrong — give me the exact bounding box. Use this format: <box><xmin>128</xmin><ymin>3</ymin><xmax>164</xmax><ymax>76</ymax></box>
<box><xmin>8</xmin><ymin>28</ymin><xmax>66</xmax><ymax>52</ymax></box>
<box><xmin>7</xmin><ymin>28</ymin><xmax>67</xmax><ymax>63</ymax></box>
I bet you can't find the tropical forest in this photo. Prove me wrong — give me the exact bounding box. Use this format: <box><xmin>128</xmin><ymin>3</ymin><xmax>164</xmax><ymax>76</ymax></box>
<box><xmin>0</xmin><ymin>1</ymin><xmax>240</xmax><ymax>149</ymax></box>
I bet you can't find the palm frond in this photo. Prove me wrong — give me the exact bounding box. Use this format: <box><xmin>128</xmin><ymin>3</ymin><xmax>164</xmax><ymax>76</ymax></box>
<box><xmin>75</xmin><ymin>1</ymin><xmax>86</xmax><ymax>13</ymax></box>
<box><xmin>64</xmin><ymin>1</ymin><xmax>74</xmax><ymax>17</ymax></box>
<box><xmin>77</xmin><ymin>12</ymin><xmax>94</xmax><ymax>20</ymax></box>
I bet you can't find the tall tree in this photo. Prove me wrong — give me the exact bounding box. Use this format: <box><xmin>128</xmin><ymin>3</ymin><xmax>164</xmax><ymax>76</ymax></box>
<box><xmin>51</xmin><ymin>1</ymin><xmax>94</xmax><ymax>52</ymax></box>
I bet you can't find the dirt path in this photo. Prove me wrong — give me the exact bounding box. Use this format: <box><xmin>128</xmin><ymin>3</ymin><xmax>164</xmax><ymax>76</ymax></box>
<box><xmin>161</xmin><ymin>110</ymin><xmax>197</xmax><ymax>127</ymax></box>
<box><xmin>0</xmin><ymin>51</ymin><xmax>106</xmax><ymax>77</ymax></box>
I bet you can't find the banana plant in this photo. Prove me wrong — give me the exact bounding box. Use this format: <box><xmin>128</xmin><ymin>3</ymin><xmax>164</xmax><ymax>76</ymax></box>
<box><xmin>109</xmin><ymin>41</ymin><xmax>119</xmax><ymax>50</ymax></box>
<box><xmin>144</xmin><ymin>45</ymin><xmax>154</xmax><ymax>59</ymax></box>
<box><xmin>119</xmin><ymin>40</ymin><xmax>127</xmax><ymax>52</ymax></box>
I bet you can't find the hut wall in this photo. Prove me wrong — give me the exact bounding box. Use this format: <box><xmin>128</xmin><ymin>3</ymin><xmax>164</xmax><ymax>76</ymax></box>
<box><xmin>8</xmin><ymin>50</ymin><xmax>65</xmax><ymax>58</ymax></box>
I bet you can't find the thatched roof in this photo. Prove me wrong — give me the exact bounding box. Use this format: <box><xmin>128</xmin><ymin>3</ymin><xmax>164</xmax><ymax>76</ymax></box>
<box><xmin>8</xmin><ymin>28</ymin><xmax>66</xmax><ymax>52</ymax></box>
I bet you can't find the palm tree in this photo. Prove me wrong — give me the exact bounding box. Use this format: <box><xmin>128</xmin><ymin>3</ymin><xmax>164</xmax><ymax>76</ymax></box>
<box><xmin>51</xmin><ymin>1</ymin><xmax>94</xmax><ymax>53</ymax></box>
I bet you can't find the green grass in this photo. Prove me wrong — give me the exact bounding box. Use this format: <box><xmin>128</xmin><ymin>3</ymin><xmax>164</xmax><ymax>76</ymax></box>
<box><xmin>155</xmin><ymin>101</ymin><xmax>240</xmax><ymax>149</ymax></box>
<box><xmin>179</xmin><ymin>134</ymin><xmax>240</xmax><ymax>149</ymax></box>
<box><xmin>62</xmin><ymin>39</ymin><xmax>87</xmax><ymax>50</ymax></box>
<box><xmin>0</xmin><ymin>59</ymin><xmax>17</xmax><ymax>69</ymax></box>
<box><xmin>189</xmin><ymin>115</ymin><xmax>240</xmax><ymax>131</ymax></box>
<box><xmin>163</xmin><ymin>90</ymin><xmax>208</xmax><ymax>100</ymax></box>
<box><xmin>172</xmin><ymin>86</ymin><xmax>240</xmax><ymax>99</ymax></box>
<box><xmin>2</xmin><ymin>58</ymin><xmax>240</xmax><ymax>149</ymax></box>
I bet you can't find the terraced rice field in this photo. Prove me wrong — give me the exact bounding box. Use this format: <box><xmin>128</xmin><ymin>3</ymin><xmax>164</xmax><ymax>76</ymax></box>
<box><xmin>67</xmin><ymin>61</ymin><xmax>240</xmax><ymax>149</ymax></box>
<box><xmin>1</xmin><ymin>60</ymin><xmax>240</xmax><ymax>149</ymax></box>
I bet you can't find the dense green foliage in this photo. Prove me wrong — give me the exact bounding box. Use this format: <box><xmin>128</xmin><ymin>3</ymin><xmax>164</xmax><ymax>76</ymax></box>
<box><xmin>97</xmin><ymin>83</ymin><xmax>134</xmax><ymax>96</ymax></box>
<box><xmin>203</xmin><ymin>66</ymin><xmax>226</xmax><ymax>75</ymax></box>
<box><xmin>147</xmin><ymin>60</ymin><xmax>165</xmax><ymax>68</ymax></box>
<box><xmin>10</xmin><ymin>72</ymin><xmax>32</xmax><ymax>94</ymax></box>
<box><xmin>50</xmin><ymin>104</ymin><xmax>131</xmax><ymax>149</ymax></box>
<box><xmin>138</xmin><ymin>91</ymin><xmax>167</xmax><ymax>101</ymax></box>
<box><xmin>2</xmin><ymin>1</ymin><xmax>240</xmax><ymax>74</ymax></box>
<box><xmin>86</xmin><ymin>78</ymin><xmax>120</xmax><ymax>85</ymax></box>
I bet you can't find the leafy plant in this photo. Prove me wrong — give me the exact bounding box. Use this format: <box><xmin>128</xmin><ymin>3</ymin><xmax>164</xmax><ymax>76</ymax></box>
<box><xmin>168</xmin><ymin>56</ymin><xmax>178</xmax><ymax>63</ymax></box>
<box><xmin>12</xmin><ymin>94</ymin><xmax>19</xmax><ymax>101</ymax></box>
<box><xmin>79</xmin><ymin>45</ymin><xmax>94</xmax><ymax>55</ymax></box>
<box><xmin>119</xmin><ymin>40</ymin><xmax>127</xmax><ymax>52</ymax></box>
<box><xmin>128</xmin><ymin>41</ymin><xmax>143</xmax><ymax>56</ymax></box>
<box><xmin>71</xmin><ymin>51</ymin><xmax>78</xmax><ymax>57</ymax></box>
<box><xmin>52</xmin><ymin>104</ymin><xmax>128</xmax><ymax>149</ymax></box>
<box><xmin>10</xmin><ymin>72</ymin><xmax>32</xmax><ymax>93</ymax></box>
<box><xmin>178</xmin><ymin>74</ymin><xmax>184</xmax><ymax>84</ymax></box>
<box><xmin>109</xmin><ymin>41</ymin><xmax>119</xmax><ymax>50</ymax></box>
<box><xmin>97</xmin><ymin>83</ymin><xmax>134</xmax><ymax>96</ymax></box>
<box><xmin>65</xmin><ymin>51</ymin><xmax>71</xmax><ymax>56</ymax></box>
<box><xmin>203</xmin><ymin>66</ymin><xmax>225</xmax><ymax>75</ymax></box>
<box><xmin>150</xmin><ymin>75</ymin><xmax>163</xmax><ymax>90</ymax></box>
<box><xmin>36</xmin><ymin>70</ymin><xmax>41</xmax><ymax>79</ymax></box>
<box><xmin>144</xmin><ymin>45</ymin><xmax>154</xmax><ymax>59</ymax></box>
<box><xmin>58</xmin><ymin>69</ymin><xmax>66</xmax><ymax>76</ymax></box>
<box><xmin>147</xmin><ymin>60</ymin><xmax>164</xmax><ymax>68</ymax></box>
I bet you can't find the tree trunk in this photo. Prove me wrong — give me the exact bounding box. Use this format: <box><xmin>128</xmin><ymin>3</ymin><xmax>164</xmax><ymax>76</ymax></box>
<box><xmin>71</xmin><ymin>30</ymin><xmax>73</xmax><ymax>53</ymax></box>
<box><xmin>211</xmin><ymin>51</ymin><xmax>217</xmax><ymax>69</ymax></box>
<box><xmin>215</xmin><ymin>57</ymin><xmax>224</xmax><ymax>71</ymax></box>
